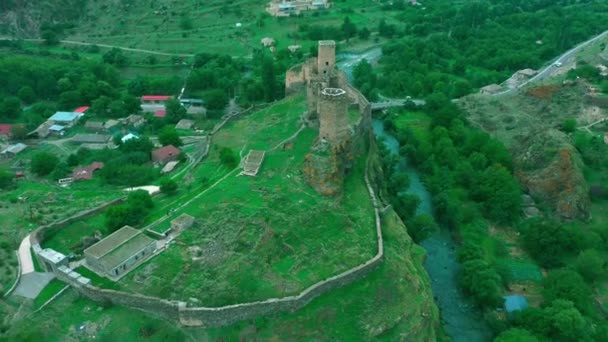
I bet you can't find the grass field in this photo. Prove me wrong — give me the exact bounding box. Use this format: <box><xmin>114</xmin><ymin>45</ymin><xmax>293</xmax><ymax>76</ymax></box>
<box><xmin>5</xmin><ymin>208</ymin><xmax>441</xmax><ymax>341</ymax></box>
<box><xmin>33</xmin><ymin>279</ymin><xmax>68</xmax><ymax>310</ymax></box>
<box><xmin>119</xmin><ymin>94</ymin><xmax>377</xmax><ymax>305</ymax></box>
<box><xmin>53</xmin><ymin>0</ymin><xmax>402</xmax><ymax>57</ymax></box>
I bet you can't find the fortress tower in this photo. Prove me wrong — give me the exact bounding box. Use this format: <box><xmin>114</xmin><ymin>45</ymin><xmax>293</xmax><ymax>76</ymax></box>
<box><xmin>318</xmin><ymin>87</ymin><xmax>350</xmax><ymax>145</ymax></box>
<box><xmin>317</xmin><ymin>40</ymin><xmax>336</xmax><ymax>76</ymax></box>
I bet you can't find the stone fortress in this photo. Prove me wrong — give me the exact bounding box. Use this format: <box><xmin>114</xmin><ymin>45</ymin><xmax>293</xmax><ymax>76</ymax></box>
<box><xmin>286</xmin><ymin>40</ymin><xmax>372</xmax><ymax>196</ymax></box>
<box><xmin>24</xmin><ymin>40</ymin><xmax>380</xmax><ymax>329</ymax></box>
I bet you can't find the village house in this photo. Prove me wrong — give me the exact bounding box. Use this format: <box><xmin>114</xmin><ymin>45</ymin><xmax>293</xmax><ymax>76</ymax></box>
<box><xmin>104</xmin><ymin>119</ymin><xmax>120</xmax><ymax>131</ymax></box>
<box><xmin>72</xmin><ymin>162</ymin><xmax>104</xmax><ymax>181</ymax></box>
<box><xmin>29</xmin><ymin>121</ymin><xmax>54</xmax><ymax>138</ymax></box>
<box><xmin>48</xmin><ymin>124</ymin><xmax>66</xmax><ymax>136</ymax></box>
<box><xmin>152</xmin><ymin>145</ymin><xmax>181</xmax><ymax>165</ymax></box>
<box><xmin>123</xmin><ymin>114</ymin><xmax>146</xmax><ymax>128</ymax></box>
<box><xmin>121</xmin><ymin>133</ymin><xmax>139</xmax><ymax>143</ymax></box>
<box><xmin>48</xmin><ymin>111</ymin><xmax>82</xmax><ymax>127</ymax></box>
<box><xmin>180</xmin><ymin>98</ymin><xmax>205</xmax><ymax>115</ymax></box>
<box><xmin>175</xmin><ymin>119</ymin><xmax>195</xmax><ymax>130</ymax></box>
<box><xmin>84</xmin><ymin>121</ymin><xmax>105</xmax><ymax>132</ymax></box>
<box><xmin>261</xmin><ymin>37</ymin><xmax>275</xmax><ymax>47</ymax></box>
<box><xmin>73</xmin><ymin>106</ymin><xmax>90</xmax><ymax>114</ymax></box>
<box><xmin>480</xmin><ymin>84</ymin><xmax>503</xmax><ymax>95</ymax></box>
<box><xmin>84</xmin><ymin>226</ymin><xmax>157</xmax><ymax>279</ymax></box>
<box><xmin>266</xmin><ymin>0</ymin><xmax>330</xmax><ymax>17</ymax></box>
<box><xmin>0</xmin><ymin>124</ymin><xmax>12</xmax><ymax>140</ymax></box>
<box><xmin>154</xmin><ymin>109</ymin><xmax>166</xmax><ymax>118</ymax></box>
<box><xmin>1</xmin><ymin>143</ymin><xmax>27</xmax><ymax>158</ymax></box>
<box><xmin>71</xmin><ymin>134</ymin><xmax>112</xmax><ymax>145</ymax></box>
<box><xmin>141</xmin><ymin>95</ymin><xmax>171</xmax><ymax>114</ymax></box>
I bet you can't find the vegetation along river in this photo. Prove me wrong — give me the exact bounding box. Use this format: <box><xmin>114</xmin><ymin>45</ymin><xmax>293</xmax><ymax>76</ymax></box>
<box><xmin>337</xmin><ymin>48</ymin><xmax>491</xmax><ymax>341</ymax></box>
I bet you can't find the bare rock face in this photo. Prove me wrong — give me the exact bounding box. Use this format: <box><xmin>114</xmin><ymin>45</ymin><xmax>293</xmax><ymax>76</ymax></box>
<box><xmin>303</xmin><ymin>143</ymin><xmax>344</xmax><ymax>196</ymax></box>
<box><xmin>514</xmin><ymin>129</ymin><xmax>590</xmax><ymax>219</ymax></box>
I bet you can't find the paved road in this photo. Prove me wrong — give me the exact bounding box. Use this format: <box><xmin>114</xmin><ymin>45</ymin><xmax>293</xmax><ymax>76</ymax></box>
<box><xmin>495</xmin><ymin>30</ymin><xmax>608</xmax><ymax>96</ymax></box>
<box><xmin>17</xmin><ymin>235</ymin><xmax>34</xmax><ymax>274</ymax></box>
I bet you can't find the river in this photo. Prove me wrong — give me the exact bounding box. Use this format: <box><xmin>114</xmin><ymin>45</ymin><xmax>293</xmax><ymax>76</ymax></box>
<box><xmin>372</xmin><ymin>120</ymin><xmax>492</xmax><ymax>342</ymax></box>
<box><xmin>339</xmin><ymin>49</ymin><xmax>492</xmax><ymax>341</ymax></box>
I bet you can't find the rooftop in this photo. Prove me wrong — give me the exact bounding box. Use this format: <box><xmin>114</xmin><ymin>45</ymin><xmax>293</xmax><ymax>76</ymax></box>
<box><xmin>319</xmin><ymin>40</ymin><xmax>336</xmax><ymax>46</ymax></box>
<box><xmin>73</xmin><ymin>162</ymin><xmax>104</xmax><ymax>181</ymax></box>
<box><xmin>49</xmin><ymin>124</ymin><xmax>65</xmax><ymax>132</ymax></box>
<box><xmin>85</xmin><ymin>226</ymin><xmax>141</xmax><ymax>259</ymax></box>
<box><xmin>142</xmin><ymin>95</ymin><xmax>172</xmax><ymax>101</ymax></box>
<box><xmin>100</xmin><ymin>232</ymin><xmax>156</xmax><ymax>271</ymax></box>
<box><xmin>49</xmin><ymin>111</ymin><xmax>81</xmax><ymax>122</ymax></box>
<box><xmin>73</xmin><ymin>106</ymin><xmax>90</xmax><ymax>113</ymax></box>
<box><xmin>152</xmin><ymin>145</ymin><xmax>181</xmax><ymax>162</ymax></box>
<box><xmin>39</xmin><ymin>248</ymin><xmax>67</xmax><ymax>264</ymax></box>
<box><xmin>154</xmin><ymin>109</ymin><xmax>167</xmax><ymax>118</ymax></box>
<box><xmin>72</xmin><ymin>134</ymin><xmax>111</xmax><ymax>144</ymax></box>
<box><xmin>1</xmin><ymin>143</ymin><xmax>27</xmax><ymax>155</ymax></box>
<box><xmin>0</xmin><ymin>124</ymin><xmax>12</xmax><ymax>136</ymax></box>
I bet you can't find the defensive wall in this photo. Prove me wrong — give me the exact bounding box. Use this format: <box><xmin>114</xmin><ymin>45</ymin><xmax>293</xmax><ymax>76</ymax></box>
<box><xmin>28</xmin><ymin>55</ymin><xmax>390</xmax><ymax>328</ymax></box>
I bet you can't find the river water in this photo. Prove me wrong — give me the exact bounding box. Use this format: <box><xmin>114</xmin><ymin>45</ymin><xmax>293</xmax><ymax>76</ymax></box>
<box><xmin>337</xmin><ymin>48</ymin><xmax>491</xmax><ymax>340</ymax></box>
<box><xmin>372</xmin><ymin>117</ymin><xmax>492</xmax><ymax>342</ymax></box>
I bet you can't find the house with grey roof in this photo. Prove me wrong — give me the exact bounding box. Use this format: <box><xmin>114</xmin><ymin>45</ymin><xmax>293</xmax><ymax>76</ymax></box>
<box><xmin>84</xmin><ymin>226</ymin><xmax>156</xmax><ymax>279</ymax></box>
<box><xmin>1</xmin><ymin>143</ymin><xmax>27</xmax><ymax>158</ymax></box>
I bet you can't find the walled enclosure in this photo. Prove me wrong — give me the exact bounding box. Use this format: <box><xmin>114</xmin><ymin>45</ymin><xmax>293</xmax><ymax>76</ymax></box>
<box><xmin>29</xmin><ymin>42</ymin><xmax>384</xmax><ymax>328</ymax></box>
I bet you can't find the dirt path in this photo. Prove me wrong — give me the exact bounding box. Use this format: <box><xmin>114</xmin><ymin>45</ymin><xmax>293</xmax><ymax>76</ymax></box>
<box><xmin>17</xmin><ymin>235</ymin><xmax>33</xmax><ymax>274</ymax></box>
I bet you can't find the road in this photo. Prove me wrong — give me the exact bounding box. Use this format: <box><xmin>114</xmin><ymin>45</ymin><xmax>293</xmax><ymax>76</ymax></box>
<box><xmin>495</xmin><ymin>30</ymin><xmax>608</xmax><ymax>96</ymax></box>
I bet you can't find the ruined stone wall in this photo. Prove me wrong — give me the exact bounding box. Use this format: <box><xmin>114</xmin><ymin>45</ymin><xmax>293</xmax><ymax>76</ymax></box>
<box><xmin>285</xmin><ymin>58</ymin><xmax>316</xmax><ymax>95</ymax></box>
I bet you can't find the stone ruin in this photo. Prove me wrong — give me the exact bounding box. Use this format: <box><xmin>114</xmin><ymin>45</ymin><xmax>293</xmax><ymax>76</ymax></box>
<box><xmin>294</xmin><ymin>40</ymin><xmax>359</xmax><ymax>196</ymax></box>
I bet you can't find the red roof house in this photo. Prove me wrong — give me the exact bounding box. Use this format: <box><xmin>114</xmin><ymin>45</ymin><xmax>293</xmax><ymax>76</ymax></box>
<box><xmin>142</xmin><ymin>95</ymin><xmax>172</xmax><ymax>103</ymax></box>
<box><xmin>74</xmin><ymin>106</ymin><xmax>90</xmax><ymax>113</ymax></box>
<box><xmin>72</xmin><ymin>162</ymin><xmax>105</xmax><ymax>181</ymax></box>
<box><xmin>154</xmin><ymin>110</ymin><xmax>166</xmax><ymax>118</ymax></box>
<box><xmin>151</xmin><ymin>145</ymin><xmax>181</xmax><ymax>165</ymax></box>
<box><xmin>0</xmin><ymin>124</ymin><xmax>11</xmax><ymax>138</ymax></box>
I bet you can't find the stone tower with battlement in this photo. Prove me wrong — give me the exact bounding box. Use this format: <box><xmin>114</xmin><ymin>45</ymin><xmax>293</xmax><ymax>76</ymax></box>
<box><xmin>317</xmin><ymin>40</ymin><xmax>336</xmax><ymax>76</ymax></box>
<box><xmin>318</xmin><ymin>88</ymin><xmax>350</xmax><ymax>146</ymax></box>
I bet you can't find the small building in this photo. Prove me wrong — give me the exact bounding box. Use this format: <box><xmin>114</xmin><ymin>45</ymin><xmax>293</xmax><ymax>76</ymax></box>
<box><xmin>38</xmin><ymin>248</ymin><xmax>69</xmax><ymax>271</ymax></box>
<box><xmin>154</xmin><ymin>109</ymin><xmax>167</xmax><ymax>118</ymax></box>
<box><xmin>175</xmin><ymin>119</ymin><xmax>194</xmax><ymax>130</ymax></box>
<box><xmin>161</xmin><ymin>160</ymin><xmax>179</xmax><ymax>174</ymax></box>
<box><xmin>288</xmin><ymin>45</ymin><xmax>302</xmax><ymax>53</ymax></box>
<box><xmin>48</xmin><ymin>111</ymin><xmax>82</xmax><ymax>127</ymax></box>
<box><xmin>124</xmin><ymin>114</ymin><xmax>146</xmax><ymax>128</ymax></box>
<box><xmin>152</xmin><ymin>145</ymin><xmax>181</xmax><ymax>165</ymax></box>
<box><xmin>84</xmin><ymin>121</ymin><xmax>105</xmax><ymax>132</ymax></box>
<box><xmin>29</xmin><ymin>121</ymin><xmax>54</xmax><ymax>139</ymax></box>
<box><xmin>1</xmin><ymin>143</ymin><xmax>27</xmax><ymax>158</ymax></box>
<box><xmin>48</xmin><ymin>124</ymin><xmax>66</xmax><ymax>136</ymax></box>
<box><xmin>121</xmin><ymin>133</ymin><xmax>139</xmax><ymax>143</ymax></box>
<box><xmin>84</xmin><ymin>226</ymin><xmax>156</xmax><ymax>279</ymax></box>
<box><xmin>171</xmin><ymin>214</ymin><xmax>195</xmax><ymax>231</ymax></box>
<box><xmin>480</xmin><ymin>84</ymin><xmax>503</xmax><ymax>95</ymax></box>
<box><xmin>73</xmin><ymin>106</ymin><xmax>90</xmax><ymax>114</ymax></box>
<box><xmin>72</xmin><ymin>162</ymin><xmax>104</xmax><ymax>181</ymax></box>
<box><xmin>0</xmin><ymin>124</ymin><xmax>12</xmax><ymax>139</ymax></box>
<box><xmin>104</xmin><ymin>119</ymin><xmax>120</xmax><ymax>131</ymax></box>
<box><xmin>72</xmin><ymin>134</ymin><xmax>112</xmax><ymax>145</ymax></box>
<box><xmin>261</xmin><ymin>37</ymin><xmax>275</xmax><ymax>47</ymax></box>
<box><xmin>141</xmin><ymin>95</ymin><xmax>172</xmax><ymax>105</ymax></box>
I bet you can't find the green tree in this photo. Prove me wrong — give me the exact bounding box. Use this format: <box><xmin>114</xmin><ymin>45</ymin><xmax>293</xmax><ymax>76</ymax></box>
<box><xmin>30</xmin><ymin>152</ymin><xmax>59</xmax><ymax>176</ymax></box>
<box><xmin>471</xmin><ymin>164</ymin><xmax>521</xmax><ymax>224</ymax></box>
<box><xmin>494</xmin><ymin>328</ymin><xmax>539</xmax><ymax>342</ymax></box>
<box><xmin>358</xmin><ymin>27</ymin><xmax>371</xmax><ymax>40</ymax></box>
<box><xmin>341</xmin><ymin>17</ymin><xmax>357</xmax><ymax>41</ymax></box>
<box><xmin>261</xmin><ymin>55</ymin><xmax>277</xmax><ymax>102</ymax></box>
<box><xmin>459</xmin><ymin>259</ymin><xmax>503</xmax><ymax>307</ymax></box>
<box><xmin>160</xmin><ymin>179</ymin><xmax>178</xmax><ymax>195</ymax></box>
<box><xmin>561</xmin><ymin>118</ymin><xmax>577</xmax><ymax>134</ymax></box>
<box><xmin>393</xmin><ymin>193</ymin><xmax>421</xmax><ymax>220</ymax></box>
<box><xmin>575</xmin><ymin>249</ymin><xmax>604</xmax><ymax>282</ymax></box>
<box><xmin>521</xmin><ymin>218</ymin><xmax>577</xmax><ymax>268</ymax></box>
<box><xmin>158</xmin><ymin>126</ymin><xmax>183</xmax><ymax>147</ymax></box>
<box><xmin>17</xmin><ymin>86</ymin><xmax>36</xmax><ymax>103</ymax></box>
<box><xmin>408</xmin><ymin>214</ymin><xmax>439</xmax><ymax>243</ymax></box>
<box><xmin>0</xmin><ymin>97</ymin><xmax>22</xmax><ymax>120</ymax></box>
<box><xmin>179</xmin><ymin>15</ymin><xmax>193</xmax><ymax>30</ymax></box>
<box><xmin>542</xmin><ymin>269</ymin><xmax>592</xmax><ymax>312</ymax></box>
<box><xmin>165</xmin><ymin>99</ymin><xmax>186</xmax><ymax>124</ymax></box>
<box><xmin>203</xmin><ymin>89</ymin><xmax>229</xmax><ymax>111</ymax></box>
<box><xmin>102</xmin><ymin>48</ymin><xmax>128</xmax><ymax>67</ymax></box>
<box><xmin>219</xmin><ymin>147</ymin><xmax>238</xmax><ymax>169</ymax></box>
<box><xmin>0</xmin><ymin>168</ymin><xmax>14</xmax><ymax>190</ymax></box>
